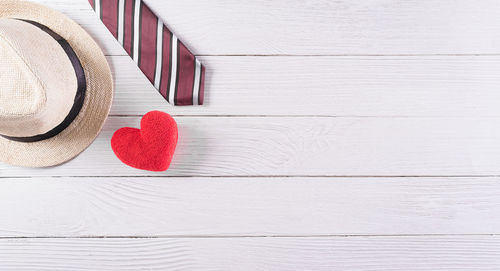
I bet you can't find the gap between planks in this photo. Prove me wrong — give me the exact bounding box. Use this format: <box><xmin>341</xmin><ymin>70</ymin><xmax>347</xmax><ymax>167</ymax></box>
<box><xmin>104</xmin><ymin>54</ymin><xmax>500</xmax><ymax>57</ymax></box>
<box><xmin>5</xmin><ymin>175</ymin><xmax>500</xmax><ymax>179</ymax></box>
<box><xmin>0</xmin><ymin>234</ymin><xmax>498</xmax><ymax>239</ymax></box>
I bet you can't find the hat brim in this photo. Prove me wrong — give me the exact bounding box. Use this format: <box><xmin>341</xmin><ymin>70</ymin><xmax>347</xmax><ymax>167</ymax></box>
<box><xmin>0</xmin><ymin>1</ymin><xmax>113</xmax><ymax>167</ymax></box>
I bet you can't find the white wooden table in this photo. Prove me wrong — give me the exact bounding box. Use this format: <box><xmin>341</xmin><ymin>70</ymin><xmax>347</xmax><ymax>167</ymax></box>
<box><xmin>2</xmin><ymin>0</ymin><xmax>500</xmax><ymax>269</ymax></box>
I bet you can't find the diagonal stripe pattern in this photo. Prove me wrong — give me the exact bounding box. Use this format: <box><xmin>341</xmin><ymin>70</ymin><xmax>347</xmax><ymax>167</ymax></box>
<box><xmin>89</xmin><ymin>0</ymin><xmax>205</xmax><ymax>105</ymax></box>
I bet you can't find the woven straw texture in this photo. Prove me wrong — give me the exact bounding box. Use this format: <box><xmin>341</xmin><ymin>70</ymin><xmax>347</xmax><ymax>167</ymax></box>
<box><xmin>0</xmin><ymin>18</ymin><xmax>78</xmax><ymax>137</ymax></box>
<box><xmin>0</xmin><ymin>0</ymin><xmax>113</xmax><ymax>167</ymax></box>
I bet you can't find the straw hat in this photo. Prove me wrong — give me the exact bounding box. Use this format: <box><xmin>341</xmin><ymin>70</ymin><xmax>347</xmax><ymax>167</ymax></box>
<box><xmin>0</xmin><ymin>1</ymin><xmax>113</xmax><ymax>167</ymax></box>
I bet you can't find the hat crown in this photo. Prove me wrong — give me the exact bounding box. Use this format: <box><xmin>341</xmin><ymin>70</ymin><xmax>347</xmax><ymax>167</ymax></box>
<box><xmin>0</xmin><ymin>18</ymin><xmax>77</xmax><ymax>137</ymax></box>
<box><xmin>0</xmin><ymin>40</ymin><xmax>44</xmax><ymax>117</ymax></box>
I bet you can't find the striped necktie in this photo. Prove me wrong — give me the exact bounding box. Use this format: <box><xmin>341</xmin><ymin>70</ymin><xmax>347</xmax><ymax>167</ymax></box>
<box><xmin>88</xmin><ymin>0</ymin><xmax>205</xmax><ymax>106</ymax></box>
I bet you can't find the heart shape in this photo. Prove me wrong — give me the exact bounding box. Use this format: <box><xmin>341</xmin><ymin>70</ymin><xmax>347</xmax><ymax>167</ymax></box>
<box><xmin>111</xmin><ymin>111</ymin><xmax>178</xmax><ymax>171</ymax></box>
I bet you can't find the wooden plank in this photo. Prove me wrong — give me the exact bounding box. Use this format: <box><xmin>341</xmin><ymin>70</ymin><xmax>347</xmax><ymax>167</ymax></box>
<box><xmin>144</xmin><ymin>0</ymin><xmax>500</xmax><ymax>55</ymax></box>
<box><xmin>0</xmin><ymin>236</ymin><xmax>499</xmax><ymax>270</ymax></box>
<box><xmin>110</xmin><ymin>55</ymin><xmax>500</xmax><ymax>116</ymax></box>
<box><xmin>29</xmin><ymin>0</ymin><xmax>500</xmax><ymax>55</ymax></box>
<box><xmin>1</xmin><ymin>116</ymin><xmax>500</xmax><ymax>177</ymax></box>
<box><xmin>0</xmin><ymin>177</ymin><xmax>499</xmax><ymax>236</ymax></box>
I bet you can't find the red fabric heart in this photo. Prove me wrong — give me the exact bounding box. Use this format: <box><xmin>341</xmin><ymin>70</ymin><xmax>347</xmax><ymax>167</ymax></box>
<box><xmin>111</xmin><ymin>111</ymin><xmax>178</xmax><ymax>171</ymax></box>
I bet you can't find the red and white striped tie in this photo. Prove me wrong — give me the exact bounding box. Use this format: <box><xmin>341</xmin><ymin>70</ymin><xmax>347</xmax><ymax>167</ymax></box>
<box><xmin>89</xmin><ymin>0</ymin><xmax>205</xmax><ymax>106</ymax></box>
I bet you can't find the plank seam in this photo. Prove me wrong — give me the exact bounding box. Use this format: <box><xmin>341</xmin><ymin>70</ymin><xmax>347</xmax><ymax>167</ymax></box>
<box><xmin>3</xmin><ymin>175</ymin><xmax>500</xmax><ymax>178</ymax></box>
<box><xmin>0</xmin><ymin>234</ymin><xmax>498</xmax><ymax>239</ymax></box>
<box><xmin>105</xmin><ymin>54</ymin><xmax>500</xmax><ymax>57</ymax></box>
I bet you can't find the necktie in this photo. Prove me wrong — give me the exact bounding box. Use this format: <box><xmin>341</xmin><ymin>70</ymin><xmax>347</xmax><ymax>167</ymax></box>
<box><xmin>88</xmin><ymin>0</ymin><xmax>205</xmax><ymax>106</ymax></box>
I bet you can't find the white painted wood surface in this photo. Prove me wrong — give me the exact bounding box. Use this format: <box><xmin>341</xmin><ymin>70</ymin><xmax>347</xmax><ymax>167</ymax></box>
<box><xmin>3</xmin><ymin>116</ymin><xmax>500</xmax><ymax>177</ymax></box>
<box><xmin>1</xmin><ymin>0</ymin><xmax>500</xmax><ymax>270</ymax></box>
<box><xmin>0</xmin><ymin>177</ymin><xmax>498</xmax><ymax>237</ymax></box>
<box><xmin>110</xmin><ymin>55</ymin><xmax>500</xmax><ymax>117</ymax></box>
<box><xmin>1</xmin><ymin>236</ymin><xmax>499</xmax><ymax>270</ymax></box>
<box><xmin>34</xmin><ymin>0</ymin><xmax>500</xmax><ymax>55</ymax></box>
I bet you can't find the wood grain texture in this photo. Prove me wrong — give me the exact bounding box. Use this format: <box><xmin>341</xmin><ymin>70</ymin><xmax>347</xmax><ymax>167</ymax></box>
<box><xmin>2</xmin><ymin>116</ymin><xmax>500</xmax><ymax>177</ymax></box>
<box><xmin>110</xmin><ymin>55</ymin><xmax>500</xmax><ymax>116</ymax></box>
<box><xmin>3</xmin><ymin>0</ymin><xmax>500</xmax><ymax>269</ymax></box>
<box><xmin>27</xmin><ymin>0</ymin><xmax>500</xmax><ymax>56</ymax></box>
<box><xmin>0</xmin><ymin>236</ymin><xmax>499</xmax><ymax>270</ymax></box>
<box><xmin>0</xmin><ymin>177</ymin><xmax>498</xmax><ymax>237</ymax></box>
<box><xmin>142</xmin><ymin>0</ymin><xmax>500</xmax><ymax>55</ymax></box>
